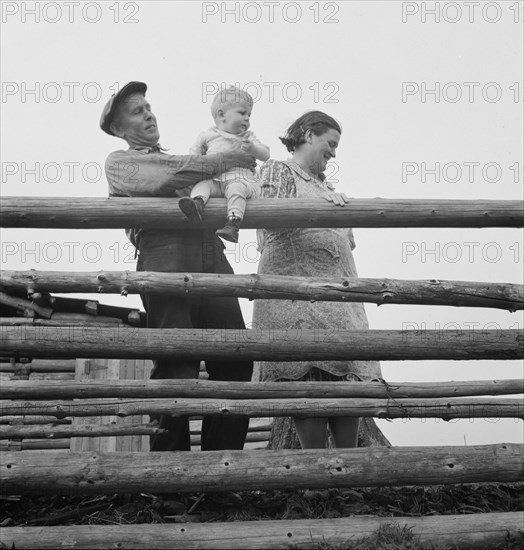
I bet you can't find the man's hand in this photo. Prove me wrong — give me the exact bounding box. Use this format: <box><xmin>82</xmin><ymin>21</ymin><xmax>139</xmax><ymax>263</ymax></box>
<box><xmin>218</xmin><ymin>152</ymin><xmax>257</xmax><ymax>174</ymax></box>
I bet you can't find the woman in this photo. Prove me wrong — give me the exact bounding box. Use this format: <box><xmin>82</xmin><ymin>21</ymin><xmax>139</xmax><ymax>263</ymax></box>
<box><xmin>253</xmin><ymin>111</ymin><xmax>382</xmax><ymax>449</ymax></box>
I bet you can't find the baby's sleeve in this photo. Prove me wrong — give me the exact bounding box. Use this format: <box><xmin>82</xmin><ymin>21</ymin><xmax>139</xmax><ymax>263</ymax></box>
<box><xmin>189</xmin><ymin>131</ymin><xmax>208</xmax><ymax>155</ymax></box>
<box><xmin>246</xmin><ymin>131</ymin><xmax>262</xmax><ymax>144</ymax></box>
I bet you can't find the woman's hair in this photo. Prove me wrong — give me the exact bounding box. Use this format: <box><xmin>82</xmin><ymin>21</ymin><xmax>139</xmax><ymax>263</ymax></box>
<box><xmin>280</xmin><ymin>111</ymin><xmax>342</xmax><ymax>152</ymax></box>
<box><xmin>210</xmin><ymin>85</ymin><xmax>254</xmax><ymax>120</ymax></box>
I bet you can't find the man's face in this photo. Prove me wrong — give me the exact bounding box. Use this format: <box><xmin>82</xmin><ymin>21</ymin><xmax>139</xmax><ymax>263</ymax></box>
<box><xmin>110</xmin><ymin>93</ymin><xmax>160</xmax><ymax>146</ymax></box>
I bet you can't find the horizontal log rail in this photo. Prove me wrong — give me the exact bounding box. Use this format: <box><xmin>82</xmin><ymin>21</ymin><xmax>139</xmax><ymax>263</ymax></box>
<box><xmin>0</xmin><ymin>291</ymin><xmax>53</xmax><ymax>319</ymax></box>
<box><xmin>0</xmin><ymin>424</ymin><xmax>271</xmax><ymax>441</ymax></box>
<box><xmin>0</xmin><ymin>415</ymin><xmax>270</xmax><ymax>428</ymax></box>
<box><xmin>1</xmin><ymin>379</ymin><xmax>521</xmax><ymax>400</ymax></box>
<box><xmin>0</xmin><ymin>422</ymin><xmax>165</xmax><ymax>440</ymax></box>
<box><xmin>1</xmin><ymin>444</ymin><xmax>522</xmax><ymax>494</ymax></box>
<box><xmin>1</xmin><ymin>512</ymin><xmax>522</xmax><ymax>549</ymax></box>
<box><xmin>8</xmin><ymin>511</ymin><xmax>524</xmax><ymax>549</ymax></box>
<box><xmin>0</xmin><ymin>359</ymin><xmax>76</xmax><ymax>373</ymax></box>
<box><xmin>2</xmin><ymin>197</ymin><xmax>523</xmax><ymax>228</ymax></box>
<box><xmin>2</xmin><ymin>397</ymin><xmax>522</xmax><ymax>420</ymax></box>
<box><xmin>2</xmin><ymin>270</ymin><xmax>522</xmax><ymax>310</ymax></box>
<box><xmin>0</xmin><ymin>318</ymin><xmax>126</xmax><ymax>328</ymax></box>
<box><xmin>0</xmin><ymin>415</ymin><xmax>269</xmax><ymax>429</ymax></box>
<box><xmin>1</xmin><ymin>327</ymin><xmax>522</xmax><ymax>360</ymax></box>
<box><xmin>1</xmin><ymin>372</ymin><xmax>74</xmax><ymax>382</ymax></box>
<box><xmin>0</xmin><ymin>415</ymin><xmax>72</xmax><ymax>424</ymax></box>
<box><xmin>0</xmin><ymin>439</ymin><xmax>69</xmax><ymax>451</ymax></box>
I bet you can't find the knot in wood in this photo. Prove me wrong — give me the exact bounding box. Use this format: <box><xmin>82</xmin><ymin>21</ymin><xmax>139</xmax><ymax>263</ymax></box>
<box><xmin>54</xmin><ymin>405</ymin><xmax>67</xmax><ymax>419</ymax></box>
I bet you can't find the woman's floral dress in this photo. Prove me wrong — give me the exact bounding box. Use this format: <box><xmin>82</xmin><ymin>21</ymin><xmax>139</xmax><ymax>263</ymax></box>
<box><xmin>253</xmin><ymin>160</ymin><xmax>382</xmax><ymax>382</ymax></box>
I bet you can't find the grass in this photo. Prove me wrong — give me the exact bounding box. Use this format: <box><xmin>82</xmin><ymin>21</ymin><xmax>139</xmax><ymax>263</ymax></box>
<box><xmin>1</xmin><ymin>483</ymin><xmax>523</xmax><ymax>548</ymax></box>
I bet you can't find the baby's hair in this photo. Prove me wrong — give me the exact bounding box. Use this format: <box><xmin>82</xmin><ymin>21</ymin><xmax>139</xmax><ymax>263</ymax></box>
<box><xmin>280</xmin><ymin>111</ymin><xmax>342</xmax><ymax>152</ymax></box>
<box><xmin>211</xmin><ymin>85</ymin><xmax>254</xmax><ymax>120</ymax></box>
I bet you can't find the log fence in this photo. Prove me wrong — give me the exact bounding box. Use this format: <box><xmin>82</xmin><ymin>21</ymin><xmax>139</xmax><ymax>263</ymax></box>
<box><xmin>0</xmin><ymin>197</ymin><xmax>523</xmax><ymax>548</ymax></box>
<box><xmin>2</xmin><ymin>270</ymin><xmax>522</xmax><ymax>310</ymax></box>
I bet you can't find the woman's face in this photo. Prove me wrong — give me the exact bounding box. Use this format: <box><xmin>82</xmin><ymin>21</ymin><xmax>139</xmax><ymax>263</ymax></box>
<box><xmin>306</xmin><ymin>128</ymin><xmax>341</xmax><ymax>175</ymax></box>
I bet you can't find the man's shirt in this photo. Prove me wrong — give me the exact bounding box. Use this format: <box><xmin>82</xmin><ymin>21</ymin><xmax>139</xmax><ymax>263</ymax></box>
<box><xmin>105</xmin><ymin>145</ymin><xmax>224</xmax><ymax>246</ymax></box>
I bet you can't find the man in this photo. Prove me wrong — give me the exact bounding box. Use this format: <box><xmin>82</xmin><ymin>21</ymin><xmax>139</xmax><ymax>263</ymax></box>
<box><xmin>101</xmin><ymin>81</ymin><xmax>254</xmax><ymax>453</ymax></box>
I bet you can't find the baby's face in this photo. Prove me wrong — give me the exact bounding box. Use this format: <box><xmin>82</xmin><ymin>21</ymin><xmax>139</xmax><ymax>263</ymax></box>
<box><xmin>218</xmin><ymin>101</ymin><xmax>252</xmax><ymax>134</ymax></box>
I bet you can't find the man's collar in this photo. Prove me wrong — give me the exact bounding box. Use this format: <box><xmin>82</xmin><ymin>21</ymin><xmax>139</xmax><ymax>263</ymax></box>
<box><xmin>130</xmin><ymin>143</ymin><xmax>165</xmax><ymax>153</ymax></box>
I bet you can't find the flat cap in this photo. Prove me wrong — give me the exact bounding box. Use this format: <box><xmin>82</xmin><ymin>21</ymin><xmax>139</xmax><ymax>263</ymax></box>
<box><xmin>100</xmin><ymin>81</ymin><xmax>147</xmax><ymax>136</ymax></box>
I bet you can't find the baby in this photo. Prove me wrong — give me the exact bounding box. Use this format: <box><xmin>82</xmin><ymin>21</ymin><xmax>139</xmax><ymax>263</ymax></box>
<box><xmin>178</xmin><ymin>85</ymin><xmax>270</xmax><ymax>243</ymax></box>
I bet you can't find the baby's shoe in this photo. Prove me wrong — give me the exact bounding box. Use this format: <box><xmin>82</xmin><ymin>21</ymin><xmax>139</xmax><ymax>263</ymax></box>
<box><xmin>179</xmin><ymin>196</ymin><xmax>204</xmax><ymax>223</ymax></box>
<box><xmin>215</xmin><ymin>216</ymin><xmax>241</xmax><ymax>243</ymax></box>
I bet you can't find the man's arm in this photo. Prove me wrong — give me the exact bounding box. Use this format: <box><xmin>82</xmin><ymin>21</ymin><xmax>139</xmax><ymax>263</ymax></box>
<box><xmin>106</xmin><ymin>148</ymin><xmax>254</xmax><ymax>197</ymax></box>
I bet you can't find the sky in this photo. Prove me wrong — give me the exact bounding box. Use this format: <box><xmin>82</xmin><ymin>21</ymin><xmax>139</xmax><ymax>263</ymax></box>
<box><xmin>1</xmin><ymin>0</ymin><xmax>523</xmax><ymax>446</ymax></box>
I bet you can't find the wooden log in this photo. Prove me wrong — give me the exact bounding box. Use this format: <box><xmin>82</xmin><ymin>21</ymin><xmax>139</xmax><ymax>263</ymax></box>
<box><xmin>2</xmin><ymin>270</ymin><xmax>522</xmax><ymax>310</ymax></box>
<box><xmin>1</xmin><ymin>444</ymin><xmax>522</xmax><ymax>495</ymax></box>
<box><xmin>189</xmin><ymin>432</ymin><xmax>268</xmax><ymax>446</ymax></box>
<box><xmin>26</xmin><ymin>359</ymin><xmax>76</xmax><ymax>372</ymax></box>
<box><xmin>0</xmin><ymin>425</ymin><xmax>266</xmax><ymax>442</ymax></box>
<box><xmin>240</xmin><ymin>441</ymin><xmax>268</xmax><ymax>451</ymax></box>
<box><xmin>0</xmin><ymin>422</ymin><xmax>166</xmax><ymax>440</ymax></box>
<box><xmin>189</xmin><ymin>419</ymin><xmax>272</xmax><ymax>434</ymax></box>
<box><xmin>0</xmin><ymin>371</ymin><xmax>74</xmax><ymax>381</ymax></box>
<box><xmin>2</xmin><ymin>197</ymin><xmax>523</xmax><ymax>228</ymax></box>
<box><xmin>71</xmin><ymin>359</ymin><xmax>119</xmax><ymax>453</ymax></box>
<box><xmin>1</xmin><ymin>512</ymin><xmax>522</xmax><ymax>549</ymax></box>
<box><xmin>0</xmin><ymin>363</ymin><xmax>29</xmax><ymax>374</ymax></box>
<box><xmin>0</xmin><ymin>316</ymin><xmax>125</xmax><ymax>327</ymax></box>
<box><xmin>0</xmin><ymin>291</ymin><xmax>53</xmax><ymax>319</ymax></box>
<box><xmin>1</xmin><ymin>397</ymin><xmax>521</xmax><ymax>420</ymax></box>
<box><xmin>0</xmin><ymin>419</ymin><xmax>268</xmax><ymax>436</ymax></box>
<box><xmin>1</xmin><ymin>378</ymin><xmax>521</xmax><ymax>400</ymax></box>
<box><xmin>1</xmin><ymin>327</ymin><xmax>522</xmax><ymax>360</ymax></box>
<box><xmin>0</xmin><ymin>415</ymin><xmax>71</xmax><ymax>424</ymax></box>
<box><xmin>0</xmin><ymin>439</ymin><xmax>69</xmax><ymax>451</ymax></box>
<box><xmin>28</xmin><ymin>373</ymin><xmax>75</xmax><ymax>381</ymax></box>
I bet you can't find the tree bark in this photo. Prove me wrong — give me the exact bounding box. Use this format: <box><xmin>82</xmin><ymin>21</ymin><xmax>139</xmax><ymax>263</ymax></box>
<box><xmin>2</xmin><ymin>396</ymin><xmax>521</xmax><ymax>420</ymax></box>
<box><xmin>2</xmin><ymin>512</ymin><xmax>523</xmax><ymax>549</ymax></box>
<box><xmin>2</xmin><ymin>444</ymin><xmax>522</xmax><ymax>495</ymax></box>
<box><xmin>1</xmin><ymin>327</ymin><xmax>522</xmax><ymax>360</ymax></box>
<box><xmin>2</xmin><ymin>197</ymin><xmax>523</xmax><ymax>228</ymax></box>
<box><xmin>2</xmin><ymin>378</ymin><xmax>521</xmax><ymax>399</ymax></box>
<box><xmin>2</xmin><ymin>270</ymin><xmax>522</xmax><ymax>310</ymax></box>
